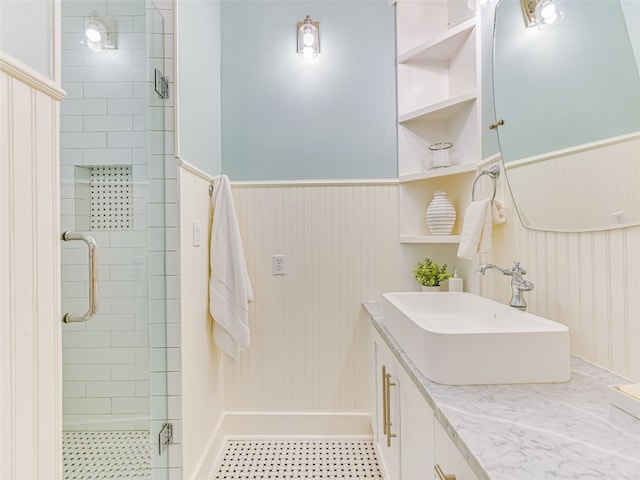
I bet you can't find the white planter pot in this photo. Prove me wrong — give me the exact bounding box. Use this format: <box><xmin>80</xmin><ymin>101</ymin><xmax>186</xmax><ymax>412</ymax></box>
<box><xmin>421</xmin><ymin>285</ymin><xmax>442</xmax><ymax>292</ymax></box>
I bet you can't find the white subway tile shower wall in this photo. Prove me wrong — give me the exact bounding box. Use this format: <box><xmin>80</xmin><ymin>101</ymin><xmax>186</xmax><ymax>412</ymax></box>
<box><xmin>60</xmin><ymin>0</ymin><xmax>149</xmax><ymax>431</ymax></box>
<box><xmin>59</xmin><ymin>0</ymin><xmax>178</xmax><ymax>478</ymax></box>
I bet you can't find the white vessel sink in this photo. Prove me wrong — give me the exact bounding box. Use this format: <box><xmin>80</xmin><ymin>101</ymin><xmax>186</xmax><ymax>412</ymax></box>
<box><xmin>382</xmin><ymin>292</ymin><xmax>570</xmax><ymax>385</ymax></box>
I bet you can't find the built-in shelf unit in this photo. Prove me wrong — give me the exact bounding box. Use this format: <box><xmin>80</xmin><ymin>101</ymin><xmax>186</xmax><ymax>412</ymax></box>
<box><xmin>394</xmin><ymin>0</ymin><xmax>482</xmax><ymax>291</ymax></box>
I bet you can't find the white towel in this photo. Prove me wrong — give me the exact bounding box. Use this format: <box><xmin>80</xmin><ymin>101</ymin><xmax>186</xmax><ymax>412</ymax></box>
<box><xmin>209</xmin><ymin>175</ymin><xmax>254</xmax><ymax>359</ymax></box>
<box><xmin>457</xmin><ymin>199</ymin><xmax>506</xmax><ymax>261</ymax></box>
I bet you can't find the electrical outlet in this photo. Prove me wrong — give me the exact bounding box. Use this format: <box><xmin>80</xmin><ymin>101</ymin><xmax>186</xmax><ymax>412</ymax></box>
<box><xmin>273</xmin><ymin>255</ymin><xmax>286</xmax><ymax>275</ymax></box>
<box><xmin>612</xmin><ymin>211</ymin><xmax>625</xmax><ymax>225</ymax></box>
<box><xmin>192</xmin><ymin>220</ymin><xmax>201</xmax><ymax>246</ymax></box>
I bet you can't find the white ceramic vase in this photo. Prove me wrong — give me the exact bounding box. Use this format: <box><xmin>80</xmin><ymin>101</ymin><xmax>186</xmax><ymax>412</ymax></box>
<box><xmin>425</xmin><ymin>190</ymin><xmax>456</xmax><ymax>235</ymax></box>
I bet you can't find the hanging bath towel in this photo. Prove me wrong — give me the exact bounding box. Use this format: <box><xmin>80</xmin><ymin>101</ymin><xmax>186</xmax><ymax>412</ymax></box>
<box><xmin>209</xmin><ymin>175</ymin><xmax>254</xmax><ymax>359</ymax></box>
<box><xmin>457</xmin><ymin>199</ymin><xmax>506</xmax><ymax>261</ymax></box>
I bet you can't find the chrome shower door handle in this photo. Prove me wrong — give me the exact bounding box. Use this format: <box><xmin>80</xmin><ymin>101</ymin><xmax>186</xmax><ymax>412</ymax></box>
<box><xmin>62</xmin><ymin>231</ymin><xmax>99</xmax><ymax>323</ymax></box>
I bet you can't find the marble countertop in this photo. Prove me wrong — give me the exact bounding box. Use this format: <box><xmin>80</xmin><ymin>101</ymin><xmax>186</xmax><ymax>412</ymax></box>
<box><xmin>364</xmin><ymin>301</ymin><xmax>640</xmax><ymax>480</ymax></box>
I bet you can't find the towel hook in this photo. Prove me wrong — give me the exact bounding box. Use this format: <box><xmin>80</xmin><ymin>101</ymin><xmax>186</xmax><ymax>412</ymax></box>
<box><xmin>209</xmin><ymin>184</ymin><xmax>214</xmax><ymax>197</ymax></box>
<box><xmin>471</xmin><ymin>165</ymin><xmax>500</xmax><ymax>203</ymax></box>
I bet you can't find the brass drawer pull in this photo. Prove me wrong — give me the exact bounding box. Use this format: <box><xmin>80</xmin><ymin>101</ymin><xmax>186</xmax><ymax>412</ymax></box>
<box><xmin>383</xmin><ymin>366</ymin><xmax>397</xmax><ymax>447</ymax></box>
<box><xmin>382</xmin><ymin>365</ymin><xmax>389</xmax><ymax>435</ymax></box>
<box><xmin>381</xmin><ymin>366</ymin><xmax>388</xmax><ymax>436</ymax></box>
<box><xmin>434</xmin><ymin>464</ymin><xmax>457</xmax><ymax>480</ymax></box>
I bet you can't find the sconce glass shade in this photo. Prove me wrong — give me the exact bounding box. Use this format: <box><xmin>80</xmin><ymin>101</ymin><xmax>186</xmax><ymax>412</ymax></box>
<box><xmin>85</xmin><ymin>26</ymin><xmax>102</xmax><ymax>43</ymax></box>
<box><xmin>84</xmin><ymin>16</ymin><xmax>117</xmax><ymax>51</ymax></box>
<box><xmin>297</xmin><ymin>15</ymin><xmax>320</xmax><ymax>58</ymax></box>
<box><xmin>521</xmin><ymin>0</ymin><xmax>564</xmax><ymax>27</ymax></box>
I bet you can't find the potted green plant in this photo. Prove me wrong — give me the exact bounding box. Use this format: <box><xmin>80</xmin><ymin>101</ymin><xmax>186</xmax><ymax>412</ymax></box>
<box><xmin>414</xmin><ymin>258</ymin><xmax>451</xmax><ymax>291</ymax></box>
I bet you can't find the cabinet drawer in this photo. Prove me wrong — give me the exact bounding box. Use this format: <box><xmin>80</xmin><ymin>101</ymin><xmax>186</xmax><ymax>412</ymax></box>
<box><xmin>434</xmin><ymin>420</ymin><xmax>479</xmax><ymax>480</ymax></box>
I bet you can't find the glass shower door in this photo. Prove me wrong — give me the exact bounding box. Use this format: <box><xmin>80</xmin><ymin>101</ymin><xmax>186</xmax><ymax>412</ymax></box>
<box><xmin>59</xmin><ymin>1</ymin><xmax>169</xmax><ymax>478</ymax></box>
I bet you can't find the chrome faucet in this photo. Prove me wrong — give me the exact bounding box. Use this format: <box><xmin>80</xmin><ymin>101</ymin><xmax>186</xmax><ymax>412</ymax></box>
<box><xmin>475</xmin><ymin>261</ymin><xmax>534</xmax><ymax>311</ymax></box>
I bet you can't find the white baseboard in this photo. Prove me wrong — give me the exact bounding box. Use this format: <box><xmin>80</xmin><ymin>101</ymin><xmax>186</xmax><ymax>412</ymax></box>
<box><xmin>190</xmin><ymin>412</ymin><xmax>372</xmax><ymax>480</ymax></box>
<box><xmin>223</xmin><ymin>412</ymin><xmax>372</xmax><ymax>438</ymax></box>
<box><xmin>190</xmin><ymin>414</ymin><xmax>226</xmax><ymax>480</ymax></box>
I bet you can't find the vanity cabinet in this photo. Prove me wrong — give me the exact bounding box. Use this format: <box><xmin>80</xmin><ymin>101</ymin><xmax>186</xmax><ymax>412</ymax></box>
<box><xmin>393</xmin><ymin>0</ymin><xmax>483</xmax><ymax>291</ymax></box>
<box><xmin>399</xmin><ymin>364</ymin><xmax>434</xmax><ymax>478</ymax></box>
<box><xmin>373</xmin><ymin>338</ymin><xmax>402</xmax><ymax>479</ymax></box>
<box><xmin>371</xmin><ymin>325</ymin><xmax>478</xmax><ymax>480</ymax></box>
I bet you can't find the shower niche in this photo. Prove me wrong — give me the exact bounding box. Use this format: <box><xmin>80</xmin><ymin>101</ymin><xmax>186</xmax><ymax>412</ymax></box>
<box><xmin>73</xmin><ymin>165</ymin><xmax>133</xmax><ymax>231</ymax></box>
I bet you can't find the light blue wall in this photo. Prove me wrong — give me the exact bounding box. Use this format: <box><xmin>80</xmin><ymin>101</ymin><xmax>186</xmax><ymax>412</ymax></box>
<box><xmin>220</xmin><ymin>1</ymin><xmax>397</xmax><ymax>181</ymax></box>
<box><xmin>491</xmin><ymin>0</ymin><xmax>640</xmax><ymax>163</ymax></box>
<box><xmin>176</xmin><ymin>0</ymin><xmax>222</xmax><ymax>176</ymax></box>
<box><xmin>0</xmin><ymin>0</ymin><xmax>53</xmax><ymax>78</ymax></box>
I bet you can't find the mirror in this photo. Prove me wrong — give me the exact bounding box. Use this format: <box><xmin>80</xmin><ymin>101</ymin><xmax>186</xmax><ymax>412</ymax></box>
<box><xmin>492</xmin><ymin>0</ymin><xmax>640</xmax><ymax>232</ymax></box>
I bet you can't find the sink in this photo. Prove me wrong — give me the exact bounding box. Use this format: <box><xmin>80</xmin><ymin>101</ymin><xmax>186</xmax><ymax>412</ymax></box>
<box><xmin>382</xmin><ymin>292</ymin><xmax>570</xmax><ymax>385</ymax></box>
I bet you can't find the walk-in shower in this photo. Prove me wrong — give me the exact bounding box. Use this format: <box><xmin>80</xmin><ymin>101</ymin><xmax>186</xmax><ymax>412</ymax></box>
<box><xmin>59</xmin><ymin>1</ymin><xmax>171</xmax><ymax>478</ymax></box>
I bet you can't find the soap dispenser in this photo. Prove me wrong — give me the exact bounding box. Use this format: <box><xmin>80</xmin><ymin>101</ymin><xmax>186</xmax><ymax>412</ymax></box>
<box><xmin>449</xmin><ymin>268</ymin><xmax>463</xmax><ymax>292</ymax></box>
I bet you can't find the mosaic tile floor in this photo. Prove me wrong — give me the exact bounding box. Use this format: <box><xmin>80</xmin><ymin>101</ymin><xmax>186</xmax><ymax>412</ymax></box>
<box><xmin>213</xmin><ymin>440</ymin><xmax>383</xmax><ymax>479</ymax></box>
<box><xmin>63</xmin><ymin>431</ymin><xmax>151</xmax><ymax>480</ymax></box>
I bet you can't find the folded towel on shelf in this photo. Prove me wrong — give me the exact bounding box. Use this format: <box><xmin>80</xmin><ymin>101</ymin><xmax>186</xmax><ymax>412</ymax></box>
<box><xmin>457</xmin><ymin>199</ymin><xmax>506</xmax><ymax>261</ymax></box>
<box><xmin>209</xmin><ymin>175</ymin><xmax>254</xmax><ymax>359</ymax></box>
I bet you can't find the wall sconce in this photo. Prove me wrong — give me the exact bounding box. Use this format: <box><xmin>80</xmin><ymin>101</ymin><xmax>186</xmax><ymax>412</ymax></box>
<box><xmin>84</xmin><ymin>15</ymin><xmax>117</xmax><ymax>51</ymax></box>
<box><xmin>521</xmin><ymin>0</ymin><xmax>564</xmax><ymax>27</ymax></box>
<box><xmin>297</xmin><ymin>15</ymin><xmax>320</xmax><ymax>58</ymax></box>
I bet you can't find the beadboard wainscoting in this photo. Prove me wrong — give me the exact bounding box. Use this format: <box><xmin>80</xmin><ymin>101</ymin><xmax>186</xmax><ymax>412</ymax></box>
<box><xmin>225</xmin><ymin>182</ymin><xmax>401</xmax><ymax>413</ymax></box>
<box><xmin>179</xmin><ymin>163</ymin><xmax>226</xmax><ymax>480</ymax></box>
<box><xmin>178</xmin><ymin>165</ymin><xmax>402</xmax><ymax>478</ymax></box>
<box><xmin>1</xmin><ymin>54</ymin><xmax>65</xmax><ymax>480</ymax></box>
<box><xmin>490</xmin><ymin>174</ymin><xmax>640</xmax><ymax>383</ymax></box>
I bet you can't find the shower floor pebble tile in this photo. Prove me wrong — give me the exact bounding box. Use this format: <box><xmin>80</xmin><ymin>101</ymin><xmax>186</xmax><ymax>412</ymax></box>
<box><xmin>63</xmin><ymin>430</ymin><xmax>151</xmax><ymax>480</ymax></box>
<box><xmin>214</xmin><ymin>440</ymin><xmax>383</xmax><ymax>479</ymax></box>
